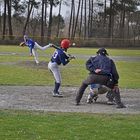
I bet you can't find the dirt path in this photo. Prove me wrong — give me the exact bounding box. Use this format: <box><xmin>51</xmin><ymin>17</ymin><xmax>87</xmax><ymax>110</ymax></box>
<box><xmin>0</xmin><ymin>86</ymin><xmax>140</xmax><ymax>114</ymax></box>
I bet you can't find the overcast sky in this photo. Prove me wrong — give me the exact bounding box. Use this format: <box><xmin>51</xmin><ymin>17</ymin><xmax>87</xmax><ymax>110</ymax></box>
<box><xmin>53</xmin><ymin>5</ymin><xmax>70</xmax><ymax>17</ymax></box>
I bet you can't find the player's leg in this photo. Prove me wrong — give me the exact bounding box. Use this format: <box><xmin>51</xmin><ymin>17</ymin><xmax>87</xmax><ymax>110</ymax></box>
<box><xmin>113</xmin><ymin>87</ymin><xmax>125</xmax><ymax>108</ymax></box>
<box><xmin>76</xmin><ymin>74</ymin><xmax>108</xmax><ymax>105</ymax></box>
<box><xmin>87</xmin><ymin>84</ymin><xmax>100</xmax><ymax>103</ymax></box>
<box><xmin>32</xmin><ymin>48</ymin><xmax>39</xmax><ymax>64</ymax></box>
<box><xmin>106</xmin><ymin>90</ymin><xmax>115</xmax><ymax>105</ymax></box>
<box><xmin>48</xmin><ymin>62</ymin><xmax>63</xmax><ymax>97</ymax></box>
<box><xmin>35</xmin><ymin>42</ymin><xmax>51</xmax><ymax>50</ymax></box>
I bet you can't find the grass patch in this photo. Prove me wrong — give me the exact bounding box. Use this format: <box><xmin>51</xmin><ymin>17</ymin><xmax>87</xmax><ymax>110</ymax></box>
<box><xmin>1</xmin><ymin>45</ymin><xmax>140</xmax><ymax>56</ymax></box>
<box><xmin>0</xmin><ymin>46</ymin><xmax>140</xmax><ymax>140</ymax></box>
<box><xmin>0</xmin><ymin>45</ymin><xmax>140</xmax><ymax>88</ymax></box>
<box><xmin>0</xmin><ymin>61</ymin><xmax>139</xmax><ymax>88</ymax></box>
<box><xmin>117</xmin><ymin>62</ymin><xmax>140</xmax><ymax>88</ymax></box>
<box><xmin>0</xmin><ymin>110</ymin><xmax>140</xmax><ymax>140</ymax></box>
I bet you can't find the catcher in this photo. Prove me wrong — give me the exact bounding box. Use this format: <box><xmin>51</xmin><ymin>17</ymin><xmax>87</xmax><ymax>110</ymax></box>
<box><xmin>87</xmin><ymin>83</ymin><xmax>115</xmax><ymax>105</ymax></box>
<box><xmin>20</xmin><ymin>35</ymin><xmax>53</xmax><ymax>64</ymax></box>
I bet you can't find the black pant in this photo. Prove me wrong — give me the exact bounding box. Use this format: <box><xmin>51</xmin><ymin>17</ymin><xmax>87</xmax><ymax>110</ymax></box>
<box><xmin>76</xmin><ymin>73</ymin><xmax>123</xmax><ymax>103</ymax></box>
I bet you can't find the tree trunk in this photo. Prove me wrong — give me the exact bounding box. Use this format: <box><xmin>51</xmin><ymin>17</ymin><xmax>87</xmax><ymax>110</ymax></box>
<box><xmin>44</xmin><ymin>0</ymin><xmax>48</xmax><ymax>26</ymax></box>
<box><xmin>56</xmin><ymin>0</ymin><xmax>62</xmax><ymax>37</ymax></box>
<box><xmin>41</xmin><ymin>0</ymin><xmax>45</xmax><ymax>43</ymax></box>
<box><xmin>2</xmin><ymin>0</ymin><xmax>7</xmax><ymax>39</ymax></box>
<box><xmin>108</xmin><ymin>0</ymin><xmax>113</xmax><ymax>38</ymax></box>
<box><xmin>71</xmin><ymin>0</ymin><xmax>75</xmax><ymax>39</ymax></box>
<box><xmin>23</xmin><ymin>0</ymin><xmax>34</xmax><ymax>35</ymax></box>
<box><xmin>47</xmin><ymin>0</ymin><xmax>53</xmax><ymax>41</ymax></box>
<box><xmin>68</xmin><ymin>0</ymin><xmax>74</xmax><ymax>38</ymax></box>
<box><xmin>79</xmin><ymin>0</ymin><xmax>84</xmax><ymax>37</ymax></box>
<box><xmin>73</xmin><ymin>0</ymin><xmax>81</xmax><ymax>38</ymax></box>
<box><xmin>104</xmin><ymin>0</ymin><xmax>107</xmax><ymax>26</ymax></box>
<box><xmin>7</xmin><ymin>0</ymin><xmax>13</xmax><ymax>39</ymax></box>
<box><xmin>90</xmin><ymin>0</ymin><xmax>94</xmax><ymax>37</ymax></box>
<box><xmin>88</xmin><ymin>0</ymin><xmax>91</xmax><ymax>37</ymax></box>
<box><xmin>84</xmin><ymin>0</ymin><xmax>87</xmax><ymax>39</ymax></box>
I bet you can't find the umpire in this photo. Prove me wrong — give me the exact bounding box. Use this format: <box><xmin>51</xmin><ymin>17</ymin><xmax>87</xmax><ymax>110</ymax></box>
<box><xmin>76</xmin><ymin>48</ymin><xmax>125</xmax><ymax>108</ymax></box>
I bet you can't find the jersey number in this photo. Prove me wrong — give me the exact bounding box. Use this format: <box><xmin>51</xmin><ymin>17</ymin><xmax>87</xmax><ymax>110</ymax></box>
<box><xmin>53</xmin><ymin>51</ymin><xmax>58</xmax><ymax>59</ymax></box>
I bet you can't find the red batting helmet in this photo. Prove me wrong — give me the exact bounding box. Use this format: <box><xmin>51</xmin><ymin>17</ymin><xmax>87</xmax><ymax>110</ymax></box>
<box><xmin>61</xmin><ymin>39</ymin><xmax>70</xmax><ymax>49</ymax></box>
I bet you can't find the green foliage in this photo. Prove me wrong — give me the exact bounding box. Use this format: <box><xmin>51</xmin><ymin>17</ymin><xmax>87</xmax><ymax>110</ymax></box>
<box><xmin>0</xmin><ymin>110</ymin><xmax>140</xmax><ymax>140</ymax></box>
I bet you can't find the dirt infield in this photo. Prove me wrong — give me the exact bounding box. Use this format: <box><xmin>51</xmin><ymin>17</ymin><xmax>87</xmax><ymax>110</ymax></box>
<box><xmin>0</xmin><ymin>86</ymin><xmax>140</xmax><ymax>114</ymax></box>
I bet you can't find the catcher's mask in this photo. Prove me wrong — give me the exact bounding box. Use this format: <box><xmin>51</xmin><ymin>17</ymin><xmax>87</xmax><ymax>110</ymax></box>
<box><xmin>96</xmin><ymin>48</ymin><xmax>109</xmax><ymax>56</ymax></box>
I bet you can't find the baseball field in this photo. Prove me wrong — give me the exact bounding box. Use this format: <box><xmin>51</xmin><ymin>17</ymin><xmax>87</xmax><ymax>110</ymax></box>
<box><xmin>0</xmin><ymin>45</ymin><xmax>140</xmax><ymax>140</ymax></box>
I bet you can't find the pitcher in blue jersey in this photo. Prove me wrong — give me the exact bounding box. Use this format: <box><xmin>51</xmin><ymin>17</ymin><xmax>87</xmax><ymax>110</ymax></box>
<box><xmin>20</xmin><ymin>35</ymin><xmax>53</xmax><ymax>64</ymax></box>
<box><xmin>48</xmin><ymin>39</ymin><xmax>75</xmax><ymax>97</ymax></box>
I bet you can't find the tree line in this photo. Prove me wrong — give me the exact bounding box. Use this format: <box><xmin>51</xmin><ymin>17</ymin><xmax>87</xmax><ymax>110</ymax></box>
<box><xmin>0</xmin><ymin>0</ymin><xmax>140</xmax><ymax>46</ymax></box>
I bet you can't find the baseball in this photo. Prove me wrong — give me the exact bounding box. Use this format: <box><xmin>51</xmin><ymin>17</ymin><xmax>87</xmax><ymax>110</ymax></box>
<box><xmin>72</xmin><ymin>43</ymin><xmax>76</xmax><ymax>46</ymax></box>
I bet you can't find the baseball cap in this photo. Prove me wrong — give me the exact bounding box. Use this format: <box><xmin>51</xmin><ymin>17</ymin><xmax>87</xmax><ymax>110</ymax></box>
<box><xmin>96</xmin><ymin>48</ymin><xmax>109</xmax><ymax>55</ymax></box>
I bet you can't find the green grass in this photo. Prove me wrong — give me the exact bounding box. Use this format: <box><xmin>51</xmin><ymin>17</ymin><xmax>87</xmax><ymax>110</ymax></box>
<box><xmin>0</xmin><ymin>110</ymin><xmax>140</xmax><ymax>140</ymax></box>
<box><xmin>0</xmin><ymin>45</ymin><xmax>140</xmax><ymax>88</ymax></box>
<box><xmin>0</xmin><ymin>45</ymin><xmax>140</xmax><ymax>56</ymax></box>
<box><xmin>0</xmin><ymin>46</ymin><xmax>140</xmax><ymax>140</ymax></box>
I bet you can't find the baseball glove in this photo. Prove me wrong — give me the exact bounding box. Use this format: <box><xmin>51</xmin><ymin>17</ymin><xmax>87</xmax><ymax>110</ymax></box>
<box><xmin>19</xmin><ymin>42</ymin><xmax>25</xmax><ymax>47</ymax></box>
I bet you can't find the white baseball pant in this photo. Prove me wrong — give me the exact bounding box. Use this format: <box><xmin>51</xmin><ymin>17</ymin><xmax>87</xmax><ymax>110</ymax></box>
<box><xmin>48</xmin><ymin>61</ymin><xmax>61</xmax><ymax>83</ymax></box>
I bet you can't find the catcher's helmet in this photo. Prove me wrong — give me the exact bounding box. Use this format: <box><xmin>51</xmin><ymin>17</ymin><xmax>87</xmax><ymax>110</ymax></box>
<box><xmin>96</xmin><ymin>48</ymin><xmax>109</xmax><ymax>55</ymax></box>
<box><xmin>61</xmin><ymin>39</ymin><xmax>70</xmax><ymax>49</ymax></box>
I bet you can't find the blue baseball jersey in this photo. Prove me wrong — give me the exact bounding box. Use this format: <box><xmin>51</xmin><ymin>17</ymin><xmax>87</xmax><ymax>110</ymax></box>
<box><xmin>25</xmin><ymin>39</ymin><xmax>35</xmax><ymax>54</ymax></box>
<box><xmin>51</xmin><ymin>49</ymin><xmax>69</xmax><ymax>65</ymax></box>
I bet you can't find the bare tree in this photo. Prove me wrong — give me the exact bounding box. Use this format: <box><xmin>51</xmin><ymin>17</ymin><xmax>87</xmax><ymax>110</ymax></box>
<box><xmin>41</xmin><ymin>0</ymin><xmax>45</xmax><ymax>43</ymax></box>
<box><xmin>72</xmin><ymin>0</ymin><xmax>81</xmax><ymax>38</ymax></box>
<box><xmin>2</xmin><ymin>0</ymin><xmax>7</xmax><ymax>39</ymax></box>
<box><xmin>79</xmin><ymin>0</ymin><xmax>84</xmax><ymax>37</ymax></box>
<box><xmin>23</xmin><ymin>0</ymin><xmax>40</xmax><ymax>35</ymax></box>
<box><xmin>56</xmin><ymin>0</ymin><xmax>62</xmax><ymax>37</ymax></box>
<box><xmin>104</xmin><ymin>0</ymin><xmax>107</xmax><ymax>26</ymax></box>
<box><xmin>108</xmin><ymin>0</ymin><xmax>113</xmax><ymax>38</ymax></box>
<box><xmin>7</xmin><ymin>0</ymin><xmax>13</xmax><ymax>39</ymax></box>
<box><xmin>68</xmin><ymin>0</ymin><xmax>75</xmax><ymax>38</ymax></box>
<box><xmin>47</xmin><ymin>0</ymin><xmax>54</xmax><ymax>40</ymax></box>
<box><xmin>84</xmin><ymin>0</ymin><xmax>87</xmax><ymax>39</ymax></box>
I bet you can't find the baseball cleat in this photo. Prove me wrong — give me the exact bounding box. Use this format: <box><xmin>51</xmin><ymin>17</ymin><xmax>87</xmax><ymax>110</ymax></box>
<box><xmin>116</xmin><ymin>103</ymin><xmax>126</xmax><ymax>108</ymax></box>
<box><xmin>107</xmin><ymin>100</ymin><xmax>115</xmax><ymax>105</ymax></box>
<box><xmin>53</xmin><ymin>92</ymin><xmax>63</xmax><ymax>97</ymax></box>
<box><xmin>87</xmin><ymin>95</ymin><xmax>93</xmax><ymax>104</ymax></box>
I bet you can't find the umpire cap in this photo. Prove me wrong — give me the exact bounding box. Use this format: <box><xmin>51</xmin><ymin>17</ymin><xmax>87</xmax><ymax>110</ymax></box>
<box><xmin>96</xmin><ymin>48</ymin><xmax>109</xmax><ymax>55</ymax></box>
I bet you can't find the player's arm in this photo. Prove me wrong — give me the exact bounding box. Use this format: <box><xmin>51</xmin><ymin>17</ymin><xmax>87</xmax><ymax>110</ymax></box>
<box><xmin>86</xmin><ymin>57</ymin><xmax>96</xmax><ymax>73</ymax></box>
<box><xmin>51</xmin><ymin>44</ymin><xmax>75</xmax><ymax>61</ymax></box>
<box><xmin>59</xmin><ymin>52</ymin><xmax>70</xmax><ymax>65</ymax></box>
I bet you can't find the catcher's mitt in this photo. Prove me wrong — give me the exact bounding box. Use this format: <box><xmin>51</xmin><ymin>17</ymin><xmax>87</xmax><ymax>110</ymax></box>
<box><xmin>19</xmin><ymin>42</ymin><xmax>25</xmax><ymax>47</ymax></box>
